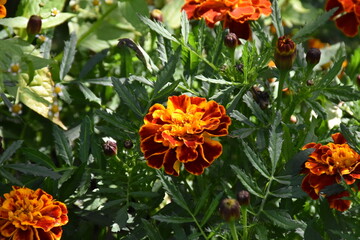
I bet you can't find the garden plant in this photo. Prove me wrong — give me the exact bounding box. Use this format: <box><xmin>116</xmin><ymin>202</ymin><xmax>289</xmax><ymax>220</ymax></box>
<box><xmin>1</xmin><ymin>0</ymin><xmax>360</xmax><ymax>239</ymax></box>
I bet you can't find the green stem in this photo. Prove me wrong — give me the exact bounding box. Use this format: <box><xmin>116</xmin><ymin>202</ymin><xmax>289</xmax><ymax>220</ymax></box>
<box><xmin>229</xmin><ymin>220</ymin><xmax>239</xmax><ymax>240</ymax></box>
<box><xmin>276</xmin><ymin>70</ymin><xmax>288</xmax><ymax>111</ymax></box>
<box><xmin>258</xmin><ymin>177</ymin><xmax>274</xmax><ymax>215</ymax></box>
<box><xmin>241</xmin><ymin>206</ymin><xmax>248</xmax><ymax>240</ymax></box>
<box><xmin>189</xmin><ymin>212</ymin><xmax>208</xmax><ymax>240</ymax></box>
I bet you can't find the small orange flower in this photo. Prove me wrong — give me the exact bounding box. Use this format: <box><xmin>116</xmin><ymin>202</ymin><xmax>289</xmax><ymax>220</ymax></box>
<box><xmin>325</xmin><ymin>0</ymin><xmax>360</xmax><ymax>37</ymax></box>
<box><xmin>182</xmin><ymin>0</ymin><xmax>271</xmax><ymax>40</ymax></box>
<box><xmin>0</xmin><ymin>0</ymin><xmax>6</xmax><ymax>19</ymax></box>
<box><xmin>139</xmin><ymin>95</ymin><xmax>231</xmax><ymax>176</ymax></box>
<box><xmin>0</xmin><ymin>186</ymin><xmax>68</xmax><ymax>240</ymax></box>
<box><xmin>301</xmin><ymin>133</ymin><xmax>360</xmax><ymax>211</ymax></box>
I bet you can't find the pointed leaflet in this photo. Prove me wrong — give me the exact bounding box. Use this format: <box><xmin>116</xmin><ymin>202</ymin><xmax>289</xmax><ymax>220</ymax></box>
<box><xmin>270</xmin><ymin>0</ymin><xmax>284</xmax><ymax>38</ymax></box>
<box><xmin>231</xmin><ymin>165</ymin><xmax>264</xmax><ymax>198</ymax></box>
<box><xmin>268</xmin><ymin>112</ymin><xmax>283</xmax><ymax>174</ymax></box>
<box><xmin>242</xmin><ymin>140</ymin><xmax>271</xmax><ymax>179</ymax></box>
<box><xmin>0</xmin><ymin>140</ymin><xmax>23</xmax><ymax>165</ymax></box>
<box><xmin>141</xmin><ymin>219</ymin><xmax>164</xmax><ymax>240</ymax></box>
<box><xmin>152</xmin><ymin>47</ymin><xmax>181</xmax><ymax>98</ymax></box>
<box><xmin>5</xmin><ymin>163</ymin><xmax>61</xmax><ymax>180</ymax></box>
<box><xmin>78</xmin><ymin>83</ymin><xmax>101</xmax><ymax>105</ymax></box>
<box><xmin>152</xmin><ymin>215</ymin><xmax>193</xmax><ymax>224</ymax></box>
<box><xmin>243</xmin><ymin>92</ymin><xmax>269</xmax><ymax>123</ymax></box>
<box><xmin>200</xmin><ymin>192</ymin><xmax>223</xmax><ymax>226</ymax></box>
<box><xmin>231</xmin><ymin>110</ymin><xmax>256</xmax><ymax>127</ymax></box>
<box><xmin>79</xmin><ymin>116</ymin><xmax>92</xmax><ymax>164</ymax></box>
<box><xmin>340</xmin><ymin>124</ymin><xmax>360</xmax><ymax>154</ymax></box>
<box><xmin>0</xmin><ymin>168</ymin><xmax>23</xmax><ymax>185</ymax></box>
<box><xmin>22</xmin><ymin>148</ymin><xmax>56</xmax><ymax>169</ymax></box>
<box><xmin>60</xmin><ymin>32</ymin><xmax>77</xmax><ymax>80</ymax></box>
<box><xmin>181</xmin><ymin>10</ymin><xmax>189</xmax><ymax>44</ymax></box>
<box><xmin>263</xmin><ymin>210</ymin><xmax>306</xmax><ymax>230</ymax></box>
<box><xmin>138</xmin><ymin>15</ymin><xmax>179</xmax><ymax>43</ymax></box>
<box><xmin>53</xmin><ymin>125</ymin><xmax>73</xmax><ymax>166</ymax></box>
<box><xmin>317</xmin><ymin>56</ymin><xmax>346</xmax><ymax>88</ymax></box>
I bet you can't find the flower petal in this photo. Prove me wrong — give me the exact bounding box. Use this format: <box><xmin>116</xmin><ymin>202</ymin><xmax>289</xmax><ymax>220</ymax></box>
<box><xmin>13</xmin><ymin>227</ymin><xmax>35</xmax><ymax>240</ymax></box>
<box><xmin>140</xmin><ymin>133</ymin><xmax>168</xmax><ymax>159</ymax></box>
<box><xmin>331</xmin><ymin>132</ymin><xmax>347</xmax><ymax>144</ymax></box>
<box><xmin>326</xmin><ymin>191</ymin><xmax>351</xmax><ymax>211</ymax></box>
<box><xmin>325</xmin><ymin>0</ymin><xmax>344</xmax><ymax>17</ymax></box>
<box><xmin>0</xmin><ymin>220</ymin><xmax>16</xmax><ymax>237</ymax></box>
<box><xmin>0</xmin><ymin>5</ymin><xmax>6</xmax><ymax>19</ymax></box>
<box><xmin>163</xmin><ymin>149</ymin><xmax>181</xmax><ymax>176</ymax></box>
<box><xmin>335</xmin><ymin>12</ymin><xmax>359</xmax><ymax>37</ymax></box>
<box><xmin>176</xmin><ymin>144</ymin><xmax>199</xmax><ymax>162</ymax></box>
<box><xmin>201</xmin><ymin>137</ymin><xmax>223</xmax><ymax>163</ymax></box>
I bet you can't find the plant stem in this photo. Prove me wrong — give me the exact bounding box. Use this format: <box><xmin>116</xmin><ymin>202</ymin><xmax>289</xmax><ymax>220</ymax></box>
<box><xmin>189</xmin><ymin>212</ymin><xmax>208</xmax><ymax>240</ymax></box>
<box><xmin>229</xmin><ymin>220</ymin><xmax>239</xmax><ymax>240</ymax></box>
<box><xmin>276</xmin><ymin>70</ymin><xmax>288</xmax><ymax>111</ymax></box>
<box><xmin>258</xmin><ymin>176</ymin><xmax>274</xmax><ymax>215</ymax></box>
<box><xmin>241</xmin><ymin>206</ymin><xmax>248</xmax><ymax>240</ymax></box>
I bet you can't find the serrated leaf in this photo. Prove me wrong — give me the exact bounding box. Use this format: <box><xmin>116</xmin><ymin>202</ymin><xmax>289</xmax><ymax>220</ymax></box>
<box><xmin>22</xmin><ymin>147</ymin><xmax>56</xmax><ymax>169</ymax></box>
<box><xmin>340</xmin><ymin>124</ymin><xmax>360</xmax><ymax>154</ymax></box>
<box><xmin>268</xmin><ymin>113</ymin><xmax>283</xmax><ymax>174</ymax></box>
<box><xmin>242</xmin><ymin>140</ymin><xmax>270</xmax><ymax>178</ymax></box>
<box><xmin>112</xmin><ymin>77</ymin><xmax>143</xmax><ymax>118</ymax></box>
<box><xmin>59</xmin><ymin>164</ymin><xmax>86</xmax><ymax>199</ymax></box>
<box><xmin>263</xmin><ymin>210</ymin><xmax>306</xmax><ymax>230</ymax></box>
<box><xmin>286</xmin><ymin>148</ymin><xmax>314</xmax><ymax>176</ymax></box>
<box><xmin>78</xmin><ymin>82</ymin><xmax>101</xmax><ymax>105</ymax></box>
<box><xmin>79</xmin><ymin>116</ymin><xmax>92</xmax><ymax>164</ymax></box>
<box><xmin>231</xmin><ymin>165</ymin><xmax>264</xmax><ymax>198</ymax></box>
<box><xmin>231</xmin><ymin>128</ymin><xmax>255</xmax><ymax>138</ymax></box>
<box><xmin>195</xmin><ymin>75</ymin><xmax>236</xmax><ymax>85</ymax></box>
<box><xmin>115</xmin><ymin>206</ymin><xmax>129</xmax><ymax>228</ymax></box>
<box><xmin>230</xmin><ymin>110</ymin><xmax>256</xmax><ymax>127</ymax></box>
<box><xmin>41</xmin><ymin>13</ymin><xmax>75</xmax><ymax>29</ymax></box>
<box><xmin>305</xmin><ymin>100</ymin><xmax>327</xmax><ymax>119</ymax></box>
<box><xmin>5</xmin><ymin>163</ymin><xmax>61</xmax><ymax>179</ymax></box>
<box><xmin>323</xmin><ymin>86</ymin><xmax>360</xmax><ymax>101</ymax></box>
<box><xmin>138</xmin><ymin>15</ymin><xmax>179</xmax><ymax>43</ymax></box>
<box><xmin>292</xmin><ymin>8</ymin><xmax>337</xmax><ymax>42</ymax></box>
<box><xmin>141</xmin><ymin>219</ymin><xmax>164</xmax><ymax>240</ymax></box>
<box><xmin>181</xmin><ymin>10</ymin><xmax>189</xmax><ymax>44</ymax></box>
<box><xmin>79</xmin><ymin>48</ymin><xmax>109</xmax><ymax>79</ymax></box>
<box><xmin>317</xmin><ymin>56</ymin><xmax>346</xmax><ymax>88</ymax></box>
<box><xmin>271</xmin><ymin>0</ymin><xmax>284</xmax><ymax>38</ymax></box>
<box><xmin>243</xmin><ymin>92</ymin><xmax>269</xmax><ymax>123</ymax></box>
<box><xmin>152</xmin><ymin>81</ymin><xmax>181</xmax><ymax>101</ymax></box>
<box><xmin>0</xmin><ymin>168</ymin><xmax>23</xmax><ymax>185</ymax></box>
<box><xmin>152</xmin><ymin>215</ymin><xmax>193</xmax><ymax>224</ymax></box>
<box><xmin>53</xmin><ymin>125</ymin><xmax>73</xmax><ymax>166</ymax></box>
<box><xmin>0</xmin><ymin>140</ymin><xmax>23</xmax><ymax>165</ymax></box>
<box><xmin>200</xmin><ymin>192</ymin><xmax>223</xmax><ymax>226</ymax></box>
<box><xmin>60</xmin><ymin>32</ymin><xmax>77</xmax><ymax>80</ymax></box>
<box><xmin>153</xmin><ymin>47</ymin><xmax>181</xmax><ymax>98</ymax></box>
<box><xmin>194</xmin><ymin>186</ymin><xmax>210</xmax><ymax>216</ymax></box>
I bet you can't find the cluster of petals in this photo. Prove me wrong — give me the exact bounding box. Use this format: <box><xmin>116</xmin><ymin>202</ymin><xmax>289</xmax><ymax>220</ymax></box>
<box><xmin>301</xmin><ymin>133</ymin><xmax>360</xmax><ymax>211</ymax></box>
<box><xmin>325</xmin><ymin>0</ymin><xmax>360</xmax><ymax>37</ymax></box>
<box><xmin>0</xmin><ymin>0</ymin><xmax>6</xmax><ymax>19</ymax></box>
<box><xmin>139</xmin><ymin>95</ymin><xmax>231</xmax><ymax>176</ymax></box>
<box><xmin>182</xmin><ymin>0</ymin><xmax>272</xmax><ymax>40</ymax></box>
<box><xmin>0</xmin><ymin>186</ymin><xmax>69</xmax><ymax>240</ymax></box>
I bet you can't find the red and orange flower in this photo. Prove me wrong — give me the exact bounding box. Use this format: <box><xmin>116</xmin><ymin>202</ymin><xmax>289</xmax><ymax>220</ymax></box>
<box><xmin>139</xmin><ymin>95</ymin><xmax>231</xmax><ymax>176</ymax></box>
<box><xmin>0</xmin><ymin>186</ymin><xmax>68</xmax><ymax>240</ymax></box>
<box><xmin>182</xmin><ymin>0</ymin><xmax>272</xmax><ymax>41</ymax></box>
<box><xmin>325</xmin><ymin>0</ymin><xmax>360</xmax><ymax>37</ymax></box>
<box><xmin>301</xmin><ymin>133</ymin><xmax>360</xmax><ymax>211</ymax></box>
<box><xmin>0</xmin><ymin>0</ymin><xmax>6</xmax><ymax>19</ymax></box>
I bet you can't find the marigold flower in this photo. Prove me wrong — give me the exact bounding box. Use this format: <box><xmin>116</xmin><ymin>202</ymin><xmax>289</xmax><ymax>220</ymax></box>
<box><xmin>182</xmin><ymin>0</ymin><xmax>272</xmax><ymax>40</ymax></box>
<box><xmin>325</xmin><ymin>0</ymin><xmax>360</xmax><ymax>37</ymax></box>
<box><xmin>139</xmin><ymin>95</ymin><xmax>231</xmax><ymax>176</ymax></box>
<box><xmin>301</xmin><ymin>133</ymin><xmax>360</xmax><ymax>211</ymax></box>
<box><xmin>0</xmin><ymin>186</ymin><xmax>68</xmax><ymax>240</ymax></box>
<box><xmin>0</xmin><ymin>0</ymin><xmax>6</xmax><ymax>19</ymax></box>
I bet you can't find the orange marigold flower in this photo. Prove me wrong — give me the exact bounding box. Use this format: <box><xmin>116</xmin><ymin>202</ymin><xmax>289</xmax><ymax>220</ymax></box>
<box><xmin>301</xmin><ymin>133</ymin><xmax>360</xmax><ymax>211</ymax></box>
<box><xmin>139</xmin><ymin>95</ymin><xmax>231</xmax><ymax>176</ymax></box>
<box><xmin>0</xmin><ymin>0</ymin><xmax>6</xmax><ymax>19</ymax></box>
<box><xmin>0</xmin><ymin>186</ymin><xmax>68</xmax><ymax>240</ymax></box>
<box><xmin>325</xmin><ymin>0</ymin><xmax>360</xmax><ymax>37</ymax></box>
<box><xmin>182</xmin><ymin>0</ymin><xmax>272</xmax><ymax>41</ymax></box>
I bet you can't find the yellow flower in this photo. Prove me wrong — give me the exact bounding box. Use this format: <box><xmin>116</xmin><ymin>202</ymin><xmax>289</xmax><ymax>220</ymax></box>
<box><xmin>0</xmin><ymin>186</ymin><xmax>68</xmax><ymax>240</ymax></box>
<box><xmin>8</xmin><ymin>63</ymin><xmax>21</xmax><ymax>75</ymax></box>
<box><xmin>9</xmin><ymin>104</ymin><xmax>22</xmax><ymax>116</ymax></box>
<box><xmin>51</xmin><ymin>8</ymin><xmax>60</xmax><ymax>17</ymax></box>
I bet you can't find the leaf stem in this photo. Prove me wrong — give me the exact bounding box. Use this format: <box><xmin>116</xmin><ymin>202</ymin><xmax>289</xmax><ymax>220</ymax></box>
<box><xmin>229</xmin><ymin>220</ymin><xmax>239</xmax><ymax>240</ymax></box>
<box><xmin>241</xmin><ymin>206</ymin><xmax>248</xmax><ymax>240</ymax></box>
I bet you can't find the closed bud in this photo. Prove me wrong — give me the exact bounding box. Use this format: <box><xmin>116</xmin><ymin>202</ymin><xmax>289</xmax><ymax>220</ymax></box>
<box><xmin>237</xmin><ymin>190</ymin><xmax>250</xmax><ymax>206</ymax></box>
<box><xmin>27</xmin><ymin>15</ymin><xmax>42</xmax><ymax>35</ymax></box>
<box><xmin>150</xmin><ymin>9</ymin><xmax>163</xmax><ymax>22</ymax></box>
<box><xmin>124</xmin><ymin>139</ymin><xmax>133</xmax><ymax>149</ymax></box>
<box><xmin>306</xmin><ymin>48</ymin><xmax>321</xmax><ymax>66</ymax></box>
<box><xmin>235</xmin><ymin>63</ymin><xmax>244</xmax><ymax>73</ymax></box>
<box><xmin>306</xmin><ymin>79</ymin><xmax>314</xmax><ymax>86</ymax></box>
<box><xmin>219</xmin><ymin>198</ymin><xmax>240</xmax><ymax>222</ymax></box>
<box><xmin>274</xmin><ymin>36</ymin><xmax>296</xmax><ymax>71</ymax></box>
<box><xmin>103</xmin><ymin>140</ymin><xmax>118</xmax><ymax>156</ymax></box>
<box><xmin>224</xmin><ymin>32</ymin><xmax>238</xmax><ymax>48</ymax></box>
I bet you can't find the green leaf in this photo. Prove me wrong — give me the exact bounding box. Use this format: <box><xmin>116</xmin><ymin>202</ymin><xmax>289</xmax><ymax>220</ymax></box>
<box><xmin>195</xmin><ymin>75</ymin><xmax>236</xmax><ymax>85</ymax></box>
<box><xmin>231</xmin><ymin>165</ymin><xmax>264</xmax><ymax>198</ymax></box>
<box><xmin>304</xmin><ymin>100</ymin><xmax>327</xmax><ymax>119</ymax></box>
<box><xmin>230</xmin><ymin>110</ymin><xmax>255</xmax><ymax>127</ymax></box>
<box><xmin>42</xmin><ymin>13</ymin><xmax>76</xmax><ymax>29</ymax></box>
<box><xmin>59</xmin><ymin>163</ymin><xmax>86</xmax><ymax>199</ymax></box>
<box><xmin>156</xmin><ymin>170</ymin><xmax>190</xmax><ymax>212</ymax></box>
<box><xmin>286</xmin><ymin>148</ymin><xmax>314</xmax><ymax>176</ymax></box>
<box><xmin>243</xmin><ymin>92</ymin><xmax>269</xmax><ymax>123</ymax></box>
<box><xmin>53</xmin><ymin>125</ymin><xmax>73</xmax><ymax>166</ymax></box>
<box><xmin>242</xmin><ymin>140</ymin><xmax>270</xmax><ymax>178</ymax></box>
<box><xmin>263</xmin><ymin>210</ymin><xmax>306</xmax><ymax>230</ymax></box>
<box><xmin>340</xmin><ymin>124</ymin><xmax>360</xmax><ymax>154</ymax></box>
<box><xmin>323</xmin><ymin>86</ymin><xmax>360</xmax><ymax>101</ymax></box>
<box><xmin>304</xmin><ymin>222</ymin><xmax>323</xmax><ymax>240</ymax></box>
<box><xmin>152</xmin><ymin>47</ymin><xmax>181</xmax><ymax>98</ymax></box>
<box><xmin>292</xmin><ymin>8</ymin><xmax>337</xmax><ymax>42</ymax></box>
<box><xmin>21</xmin><ymin>148</ymin><xmax>56</xmax><ymax>169</ymax></box>
<box><xmin>194</xmin><ymin>186</ymin><xmax>210</xmax><ymax>216</ymax></box>
<box><xmin>268</xmin><ymin>113</ymin><xmax>283</xmax><ymax>174</ymax></box>
<box><xmin>60</xmin><ymin>32</ymin><xmax>77</xmax><ymax>80</ymax></box>
<box><xmin>0</xmin><ymin>168</ymin><xmax>23</xmax><ymax>185</ymax></box>
<box><xmin>138</xmin><ymin>15</ymin><xmax>179</xmax><ymax>43</ymax></box>
<box><xmin>112</xmin><ymin>77</ymin><xmax>144</xmax><ymax>118</ymax></box>
<box><xmin>141</xmin><ymin>219</ymin><xmax>164</xmax><ymax>240</ymax></box>
<box><xmin>152</xmin><ymin>80</ymin><xmax>181</xmax><ymax>101</ymax></box>
<box><xmin>271</xmin><ymin>0</ymin><xmax>284</xmax><ymax>38</ymax></box>
<box><xmin>79</xmin><ymin>116</ymin><xmax>92</xmax><ymax>164</ymax></box>
<box><xmin>115</xmin><ymin>206</ymin><xmax>129</xmax><ymax>228</ymax></box>
<box><xmin>5</xmin><ymin>163</ymin><xmax>61</xmax><ymax>180</ymax></box>
<box><xmin>346</xmin><ymin>47</ymin><xmax>360</xmax><ymax>80</ymax></box>
<box><xmin>181</xmin><ymin>10</ymin><xmax>190</xmax><ymax>44</ymax></box>
<box><xmin>317</xmin><ymin>56</ymin><xmax>346</xmax><ymax>88</ymax></box>
<box><xmin>79</xmin><ymin>48</ymin><xmax>109</xmax><ymax>79</ymax></box>
<box><xmin>78</xmin><ymin>82</ymin><xmax>101</xmax><ymax>105</ymax></box>
<box><xmin>0</xmin><ymin>140</ymin><xmax>23</xmax><ymax>165</ymax></box>
<box><xmin>231</xmin><ymin>128</ymin><xmax>255</xmax><ymax>138</ymax></box>
<box><xmin>152</xmin><ymin>215</ymin><xmax>193</xmax><ymax>224</ymax></box>
<box><xmin>200</xmin><ymin>192</ymin><xmax>223</xmax><ymax>226</ymax></box>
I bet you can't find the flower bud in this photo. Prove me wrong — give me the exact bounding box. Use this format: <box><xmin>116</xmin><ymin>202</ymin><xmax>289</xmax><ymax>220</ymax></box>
<box><xmin>306</xmin><ymin>48</ymin><xmax>321</xmax><ymax>66</ymax></box>
<box><xmin>306</xmin><ymin>79</ymin><xmax>314</xmax><ymax>86</ymax></box>
<box><xmin>224</xmin><ymin>32</ymin><xmax>238</xmax><ymax>48</ymax></box>
<box><xmin>235</xmin><ymin>63</ymin><xmax>244</xmax><ymax>73</ymax></box>
<box><xmin>27</xmin><ymin>15</ymin><xmax>42</xmax><ymax>35</ymax></box>
<box><xmin>236</xmin><ymin>190</ymin><xmax>250</xmax><ymax>206</ymax></box>
<box><xmin>150</xmin><ymin>9</ymin><xmax>163</xmax><ymax>22</ymax></box>
<box><xmin>103</xmin><ymin>140</ymin><xmax>118</xmax><ymax>156</ymax></box>
<box><xmin>219</xmin><ymin>198</ymin><xmax>240</xmax><ymax>222</ymax></box>
<box><xmin>274</xmin><ymin>36</ymin><xmax>296</xmax><ymax>71</ymax></box>
<box><xmin>124</xmin><ymin>139</ymin><xmax>133</xmax><ymax>149</ymax></box>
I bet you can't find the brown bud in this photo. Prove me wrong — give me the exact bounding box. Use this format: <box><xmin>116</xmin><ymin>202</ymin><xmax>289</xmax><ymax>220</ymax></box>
<box><xmin>306</xmin><ymin>79</ymin><xmax>314</xmax><ymax>86</ymax></box>
<box><xmin>235</xmin><ymin>63</ymin><xmax>244</xmax><ymax>73</ymax></box>
<box><xmin>103</xmin><ymin>140</ymin><xmax>118</xmax><ymax>156</ymax></box>
<box><xmin>224</xmin><ymin>32</ymin><xmax>239</xmax><ymax>48</ymax></box>
<box><xmin>251</xmin><ymin>86</ymin><xmax>270</xmax><ymax>110</ymax></box>
<box><xmin>306</xmin><ymin>48</ymin><xmax>321</xmax><ymax>66</ymax></box>
<box><xmin>27</xmin><ymin>15</ymin><xmax>42</xmax><ymax>35</ymax></box>
<box><xmin>150</xmin><ymin>9</ymin><xmax>163</xmax><ymax>22</ymax></box>
<box><xmin>274</xmin><ymin>36</ymin><xmax>296</xmax><ymax>71</ymax></box>
<box><xmin>237</xmin><ymin>190</ymin><xmax>250</xmax><ymax>206</ymax></box>
<box><xmin>124</xmin><ymin>139</ymin><xmax>133</xmax><ymax>149</ymax></box>
<box><xmin>219</xmin><ymin>198</ymin><xmax>240</xmax><ymax>222</ymax></box>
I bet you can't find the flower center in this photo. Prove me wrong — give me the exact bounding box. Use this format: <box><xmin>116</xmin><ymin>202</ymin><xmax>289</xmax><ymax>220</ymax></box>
<box><xmin>7</xmin><ymin>198</ymin><xmax>43</xmax><ymax>228</ymax></box>
<box><xmin>328</xmin><ymin>143</ymin><xmax>360</xmax><ymax>174</ymax></box>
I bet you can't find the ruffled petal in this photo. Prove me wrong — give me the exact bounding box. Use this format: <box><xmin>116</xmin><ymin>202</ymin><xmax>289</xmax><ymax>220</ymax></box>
<box><xmin>176</xmin><ymin>144</ymin><xmax>199</xmax><ymax>162</ymax></box>
<box><xmin>326</xmin><ymin>191</ymin><xmax>351</xmax><ymax>211</ymax></box>
<box><xmin>226</xmin><ymin>19</ymin><xmax>252</xmax><ymax>40</ymax></box>
<box><xmin>13</xmin><ymin>227</ymin><xmax>35</xmax><ymax>240</ymax></box>
<box><xmin>167</xmin><ymin>95</ymin><xmax>190</xmax><ymax>113</ymax></box>
<box><xmin>146</xmin><ymin>150</ymin><xmax>167</xmax><ymax>169</ymax></box>
<box><xmin>0</xmin><ymin>221</ymin><xmax>16</xmax><ymax>237</ymax></box>
<box><xmin>140</xmin><ymin>134</ymin><xmax>168</xmax><ymax>159</ymax></box>
<box><xmin>335</xmin><ymin>12</ymin><xmax>359</xmax><ymax>37</ymax></box>
<box><xmin>325</xmin><ymin>0</ymin><xmax>344</xmax><ymax>17</ymax></box>
<box><xmin>163</xmin><ymin>149</ymin><xmax>181</xmax><ymax>176</ymax></box>
<box><xmin>331</xmin><ymin>132</ymin><xmax>347</xmax><ymax>144</ymax></box>
<box><xmin>202</xmin><ymin>137</ymin><xmax>223</xmax><ymax>163</ymax></box>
